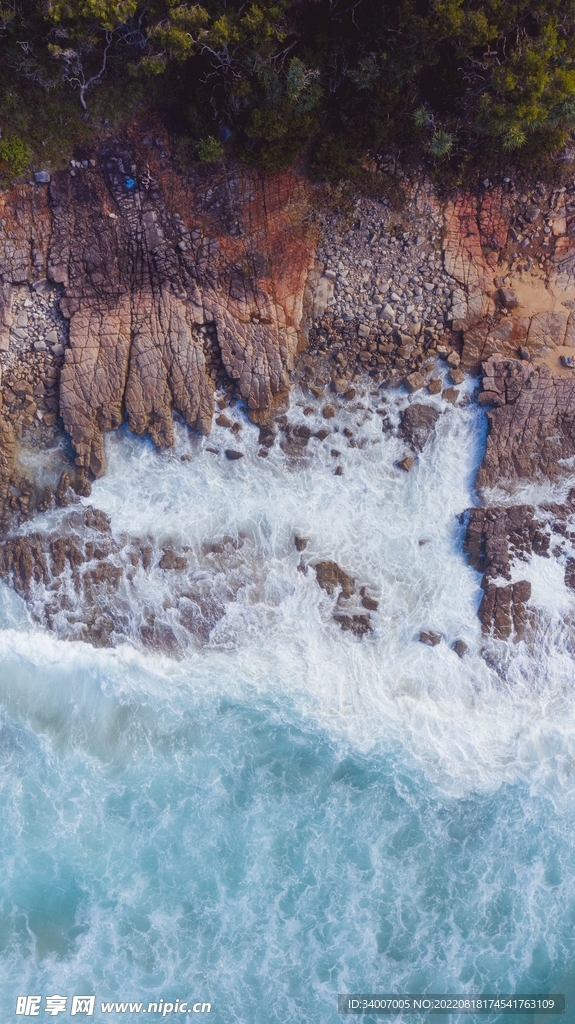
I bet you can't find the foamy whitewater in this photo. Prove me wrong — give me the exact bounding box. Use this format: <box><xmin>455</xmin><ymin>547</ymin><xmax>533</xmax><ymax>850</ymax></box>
<box><xmin>1</xmin><ymin>379</ymin><xmax>575</xmax><ymax>1022</ymax></box>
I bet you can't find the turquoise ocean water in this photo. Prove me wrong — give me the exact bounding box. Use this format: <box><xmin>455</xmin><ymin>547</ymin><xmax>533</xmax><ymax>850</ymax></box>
<box><xmin>1</xmin><ymin>382</ymin><xmax>574</xmax><ymax>1022</ymax></box>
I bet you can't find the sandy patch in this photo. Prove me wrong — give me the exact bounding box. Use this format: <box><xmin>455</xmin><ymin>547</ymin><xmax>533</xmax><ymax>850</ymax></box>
<box><xmin>536</xmin><ymin>345</ymin><xmax>575</xmax><ymax>376</ymax></box>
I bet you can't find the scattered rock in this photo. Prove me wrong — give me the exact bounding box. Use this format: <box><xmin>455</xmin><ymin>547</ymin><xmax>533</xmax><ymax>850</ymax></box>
<box><xmin>498</xmin><ymin>287</ymin><xmax>519</xmax><ymax>309</ymax></box>
<box><xmin>224</xmin><ymin>449</ymin><xmax>244</xmax><ymax>460</ymax></box>
<box><xmin>419</xmin><ymin>630</ymin><xmax>442</xmax><ymax>646</ymax></box>
<box><xmin>159</xmin><ymin>549</ymin><xmax>187</xmax><ymax>570</ymax></box>
<box><xmin>258</xmin><ymin>425</ymin><xmax>275</xmax><ymax>449</ymax></box>
<box><xmin>362</xmin><ymin>595</ymin><xmax>379</xmax><ymax>611</ymax></box>
<box><xmin>453</xmin><ymin>639</ymin><xmax>468</xmax><ymax>658</ymax></box>
<box><xmin>294</xmin><ymin>536</ymin><xmax>308</xmax><ymax>551</ymax></box>
<box><xmin>397</xmin><ymin>455</ymin><xmax>415</xmax><ymax>471</ymax></box>
<box><xmin>333</xmin><ymin>613</ymin><xmax>372</xmax><ymax>637</ymax></box>
<box><xmin>442</xmin><ymin>387</ymin><xmax>460</xmax><ymax>404</ymax></box>
<box><xmin>405</xmin><ymin>370</ymin><xmax>425</xmax><ymax>393</ymax></box>
<box><xmin>314</xmin><ymin>560</ymin><xmax>355</xmax><ymax>597</ymax></box>
<box><xmin>524</xmin><ymin>207</ymin><xmax>540</xmax><ymax>223</ymax></box>
<box><xmin>322</xmin><ymin>405</ymin><xmax>335</xmax><ymax>419</ymax></box>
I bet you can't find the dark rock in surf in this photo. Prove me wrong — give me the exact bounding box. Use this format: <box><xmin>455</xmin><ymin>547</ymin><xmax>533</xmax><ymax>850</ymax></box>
<box><xmin>419</xmin><ymin>630</ymin><xmax>442</xmax><ymax>646</ymax></box>
<box><xmin>314</xmin><ymin>560</ymin><xmax>355</xmax><ymax>598</ymax></box>
<box><xmin>399</xmin><ymin>404</ymin><xmax>441</xmax><ymax>452</ymax></box>
<box><xmin>333</xmin><ymin>613</ymin><xmax>372</xmax><ymax>637</ymax></box>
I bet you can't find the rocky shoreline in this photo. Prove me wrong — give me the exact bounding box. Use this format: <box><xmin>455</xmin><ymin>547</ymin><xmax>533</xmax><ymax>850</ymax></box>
<box><xmin>2</xmin><ymin>136</ymin><xmax>575</xmax><ymax>652</ymax></box>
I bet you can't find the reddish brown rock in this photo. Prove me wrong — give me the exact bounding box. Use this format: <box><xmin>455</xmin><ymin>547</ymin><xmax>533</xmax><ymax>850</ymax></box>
<box><xmin>0</xmin><ymin>146</ymin><xmax>316</xmax><ymax>480</ymax></box>
<box><xmin>333</xmin><ymin>613</ymin><xmax>372</xmax><ymax>637</ymax></box>
<box><xmin>313</xmin><ymin>560</ymin><xmax>355</xmax><ymax>597</ymax></box>
<box><xmin>464</xmin><ymin>505</ymin><xmax>549</xmax><ymax>583</ymax></box>
<box><xmin>443</xmin><ymin>191</ymin><xmax>501</xmax><ymax>328</ymax></box>
<box><xmin>478</xmin><ymin>580</ymin><xmax>531</xmax><ymax>641</ymax></box>
<box><xmin>477</xmin><ymin>357</ymin><xmax>575</xmax><ymax>488</ymax></box>
<box><xmin>160</xmin><ymin>549</ymin><xmax>187</xmax><ymax>570</ymax></box>
<box><xmin>0</xmin><ymin>535</ymin><xmax>49</xmax><ymax>594</ymax></box>
<box><xmin>405</xmin><ymin>370</ymin><xmax>425</xmax><ymax>393</ymax></box>
<box><xmin>461</xmin><ymin>319</ymin><xmax>530</xmax><ymax>375</ymax></box>
<box><xmin>442</xmin><ymin>387</ymin><xmax>460</xmax><ymax>405</ymax></box>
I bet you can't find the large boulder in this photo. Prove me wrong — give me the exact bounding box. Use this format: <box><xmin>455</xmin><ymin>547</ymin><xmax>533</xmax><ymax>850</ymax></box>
<box><xmin>399</xmin><ymin>403</ymin><xmax>441</xmax><ymax>451</ymax></box>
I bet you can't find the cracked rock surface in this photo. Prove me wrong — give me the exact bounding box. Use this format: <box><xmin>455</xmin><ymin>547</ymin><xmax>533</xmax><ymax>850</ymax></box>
<box><xmin>477</xmin><ymin>357</ymin><xmax>575</xmax><ymax>488</ymax></box>
<box><xmin>0</xmin><ymin>141</ymin><xmax>316</xmax><ymax>482</ymax></box>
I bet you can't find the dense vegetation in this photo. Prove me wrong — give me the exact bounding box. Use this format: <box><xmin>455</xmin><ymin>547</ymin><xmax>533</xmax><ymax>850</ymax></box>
<box><xmin>1</xmin><ymin>0</ymin><xmax>575</xmax><ymax>181</ymax></box>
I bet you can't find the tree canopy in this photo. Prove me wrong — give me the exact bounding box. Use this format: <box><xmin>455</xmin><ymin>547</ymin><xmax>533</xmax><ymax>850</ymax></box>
<box><xmin>1</xmin><ymin>0</ymin><xmax>575</xmax><ymax>179</ymax></box>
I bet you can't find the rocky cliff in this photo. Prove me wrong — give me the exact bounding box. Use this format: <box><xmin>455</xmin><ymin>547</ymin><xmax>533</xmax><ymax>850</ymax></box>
<box><xmin>2</xmin><ymin>144</ymin><xmax>575</xmax><ymax>653</ymax></box>
<box><xmin>0</xmin><ymin>139</ymin><xmax>316</xmax><ymax>485</ymax></box>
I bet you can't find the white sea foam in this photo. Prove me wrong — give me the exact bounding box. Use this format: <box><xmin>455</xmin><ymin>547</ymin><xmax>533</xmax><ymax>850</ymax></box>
<box><xmin>3</xmin><ymin>381</ymin><xmax>575</xmax><ymax>800</ymax></box>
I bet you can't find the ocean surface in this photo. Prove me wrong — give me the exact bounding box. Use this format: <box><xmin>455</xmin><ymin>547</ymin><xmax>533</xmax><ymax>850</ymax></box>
<box><xmin>1</xmin><ymin>379</ymin><xmax>575</xmax><ymax>1022</ymax></box>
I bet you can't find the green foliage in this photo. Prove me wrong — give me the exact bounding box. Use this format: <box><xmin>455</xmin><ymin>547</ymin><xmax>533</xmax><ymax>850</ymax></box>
<box><xmin>502</xmin><ymin>126</ymin><xmax>528</xmax><ymax>151</ymax></box>
<box><xmin>148</xmin><ymin>4</ymin><xmax>209</xmax><ymax>61</ymax></box>
<box><xmin>428</xmin><ymin>130</ymin><xmax>454</xmax><ymax>159</ymax></box>
<box><xmin>197</xmin><ymin>135</ymin><xmax>222</xmax><ymax>161</ymax></box>
<box><xmin>413</xmin><ymin>107</ymin><xmax>430</xmax><ymax>131</ymax></box>
<box><xmin>1</xmin><ymin>0</ymin><xmax>575</xmax><ymax>179</ymax></box>
<box><xmin>0</xmin><ymin>135</ymin><xmax>30</xmax><ymax>178</ymax></box>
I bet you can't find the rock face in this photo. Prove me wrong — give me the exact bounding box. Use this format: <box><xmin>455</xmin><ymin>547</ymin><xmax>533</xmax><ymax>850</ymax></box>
<box><xmin>477</xmin><ymin>357</ymin><xmax>575</xmax><ymax>488</ymax></box>
<box><xmin>463</xmin><ymin>505</ymin><xmax>549</xmax><ymax>640</ymax></box>
<box><xmin>443</xmin><ymin>192</ymin><xmax>499</xmax><ymax>327</ymax></box>
<box><xmin>464</xmin><ymin>505</ymin><xmax>550</xmax><ymax>580</ymax></box>
<box><xmin>0</xmin><ymin>409</ymin><xmax>14</xmax><ymax>510</ymax></box>
<box><xmin>478</xmin><ymin>580</ymin><xmax>532</xmax><ymax>641</ymax></box>
<box><xmin>0</xmin><ymin>143</ymin><xmax>316</xmax><ymax>478</ymax></box>
<box><xmin>0</xmin><ymin>510</ymin><xmax>279</xmax><ymax>650</ymax></box>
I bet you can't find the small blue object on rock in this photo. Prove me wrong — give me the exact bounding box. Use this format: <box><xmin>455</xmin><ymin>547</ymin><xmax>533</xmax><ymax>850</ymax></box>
<box><xmin>561</xmin><ymin>355</ymin><xmax>575</xmax><ymax>368</ymax></box>
<box><xmin>125</xmin><ymin>177</ymin><xmax>136</xmax><ymax>190</ymax></box>
<box><xmin>34</xmin><ymin>171</ymin><xmax>50</xmax><ymax>184</ymax></box>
